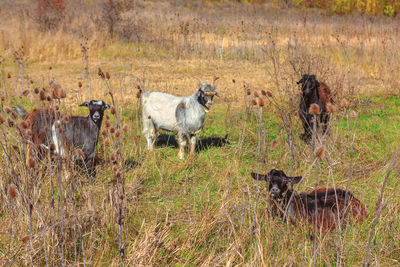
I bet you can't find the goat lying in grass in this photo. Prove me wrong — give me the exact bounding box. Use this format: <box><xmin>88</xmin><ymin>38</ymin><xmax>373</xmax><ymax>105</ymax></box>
<box><xmin>297</xmin><ymin>74</ymin><xmax>334</xmax><ymax>142</ymax></box>
<box><xmin>141</xmin><ymin>77</ymin><xmax>219</xmax><ymax>159</ymax></box>
<box><xmin>16</xmin><ymin>100</ymin><xmax>109</xmax><ymax>173</ymax></box>
<box><xmin>251</xmin><ymin>169</ymin><xmax>366</xmax><ymax>231</ymax></box>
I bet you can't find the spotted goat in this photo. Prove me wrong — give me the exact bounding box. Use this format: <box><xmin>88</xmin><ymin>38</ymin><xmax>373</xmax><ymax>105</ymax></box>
<box><xmin>141</xmin><ymin>77</ymin><xmax>219</xmax><ymax>159</ymax></box>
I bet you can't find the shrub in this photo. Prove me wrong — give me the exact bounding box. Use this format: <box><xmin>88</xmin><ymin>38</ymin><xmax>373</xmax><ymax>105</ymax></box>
<box><xmin>100</xmin><ymin>0</ymin><xmax>133</xmax><ymax>38</ymax></box>
<box><xmin>33</xmin><ymin>0</ymin><xmax>66</xmax><ymax>31</ymax></box>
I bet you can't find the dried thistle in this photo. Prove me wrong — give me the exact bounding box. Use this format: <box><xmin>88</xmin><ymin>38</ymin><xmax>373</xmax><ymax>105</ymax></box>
<box><xmin>34</xmin><ymin>88</ymin><xmax>39</xmax><ymax>94</ymax></box>
<box><xmin>309</xmin><ymin>103</ymin><xmax>320</xmax><ymax>115</ymax></box>
<box><xmin>258</xmin><ymin>97</ymin><xmax>264</xmax><ymax>107</ymax></box>
<box><xmin>21</xmin><ymin>236</ymin><xmax>30</xmax><ymax>243</ymax></box>
<box><xmin>75</xmin><ymin>149</ymin><xmax>84</xmax><ymax>158</ymax></box>
<box><xmin>28</xmin><ymin>158</ymin><xmax>35</xmax><ymax>168</ymax></box>
<box><xmin>39</xmin><ymin>91</ymin><xmax>46</xmax><ymax>101</ymax></box>
<box><xmin>101</xmin><ymin>129</ymin><xmax>108</xmax><ymax>136</ymax></box>
<box><xmin>105</xmin><ymin>72</ymin><xmax>110</xmax><ymax>80</ymax></box>
<box><xmin>7</xmin><ymin>73</ymin><xmax>11</xmax><ymax>79</ymax></box>
<box><xmin>315</xmin><ymin>146</ymin><xmax>325</xmax><ymax>158</ymax></box>
<box><xmin>104</xmin><ymin>138</ymin><xmax>110</xmax><ymax>147</ymax></box>
<box><xmin>261</xmin><ymin>90</ymin><xmax>266</xmax><ymax>96</ymax></box>
<box><xmin>246</xmin><ymin>89</ymin><xmax>251</xmax><ymax>96</ymax></box>
<box><xmin>270</xmin><ymin>140</ymin><xmax>278</xmax><ymax>151</ymax></box>
<box><xmin>110</xmin><ymin>106</ymin><xmax>116</xmax><ymax>114</ymax></box>
<box><xmin>115</xmin><ymin>130</ymin><xmax>120</xmax><ymax>138</ymax></box>
<box><xmin>266</xmin><ymin>91</ymin><xmax>273</xmax><ymax>97</ymax></box>
<box><xmin>254</xmin><ymin>91</ymin><xmax>259</xmax><ymax>98</ymax></box>
<box><xmin>59</xmin><ymin>89</ymin><xmax>66</xmax><ymax>99</ymax></box>
<box><xmin>251</xmin><ymin>99</ymin><xmax>257</xmax><ymax>106</ymax></box>
<box><xmin>105</xmin><ymin>120</ymin><xmax>111</xmax><ymax>128</ymax></box>
<box><xmin>20</xmin><ymin>121</ymin><xmax>28</xmax><ymax>129</ymax></box>
<box><xmin>9</xmin><ymin>184</ymin><xmax>18</xmax><ymax>199</ymax></box>
<box><xmin>22</xmin><ymin>90</ymin><xmax>29</xmax><ymax>96</ymax></box>
<box><xmin>110</xmin><ymin>127</ymin><xmax>115</xmax><ymax>134</ymax></box>
<box><xmin>326</xmin><ymin>103</ymin><xmax>336</xmax><ymax>113</ymax></box>
<box><xmin>98</xmin><ymin>68</ymin><xmax>105</xmax><ymax>79</ymax></box>
<box><xmin>4</xmin><ymin>107</ymin><xmax>11</xmax><ymax>114</ymax></box>
<box><xmin>341</xmin><ymin>99</ymin><xmax>349</xmax><ymax>108</ymax></box>
<box><xmin>0</xmin><ymin>115</ymin><xmax>4</xmax><ymax>124</ymax></box>
<box><xmin>112</xmin><ymin>165</ymin><xmax>118</xmax><ymax>172</ymax></box>
<box><xmin>78</xmin><ymin>81</ymin><xmax>82</xmax><ymax>88</ymax></box>
<box><xmin>122</xmin><ymin>124</ymin><xmax>128</xmax><ymax>132</ymax></box>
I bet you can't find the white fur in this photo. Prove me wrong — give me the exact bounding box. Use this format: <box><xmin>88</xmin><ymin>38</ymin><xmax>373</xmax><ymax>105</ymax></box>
<box><xmin>51</xmin><ymin>120</ymin><xmax>65</xmax><ymax>157</ymax></box>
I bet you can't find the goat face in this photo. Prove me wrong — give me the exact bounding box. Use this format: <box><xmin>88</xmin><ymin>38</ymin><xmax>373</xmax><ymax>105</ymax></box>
<box><xmin>251</xmin><ymin>169</ymin><xmax>302</xmax><ymax>200</ymax></box>
<box><xmin>198</xmin><ymin>83</ymin><xmax>218</xmax><ymax>111</ymax></box>
<box><xmin>297</xmin><ymin>74</ymin><xmax>320</xmax><ymax>97</ymax></box>
<box><xmin>80</xmin><ymin>100</ymin><xmax>110</xmax><ymax>125</ymax></box>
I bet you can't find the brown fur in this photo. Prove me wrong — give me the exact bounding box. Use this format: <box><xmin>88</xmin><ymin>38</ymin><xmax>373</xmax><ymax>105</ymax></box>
<box><xmin>318</xmin><ymin>82</ymin><xmax>334</xmax><ymax>113</ymax></box>
<box><xmin>289</xmin><ymin>188</ymin><xmax>366</xmax><ymax>232</ymax></box>
<box><xmin>21</xmin><ymin>109</ymin><xmax>58</xmax><ymax>164</ymax></box>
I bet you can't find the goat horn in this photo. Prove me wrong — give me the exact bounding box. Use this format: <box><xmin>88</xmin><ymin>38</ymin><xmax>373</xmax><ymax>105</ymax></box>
<box><xmin>194</xmin><ymin>76</ymin><xmax>205</xmax><ymax>84</ymax></box>
<box><xmin>212</xmin><ymin>76</ymin><xmax>219</xmax><ymax>85</ymax></box>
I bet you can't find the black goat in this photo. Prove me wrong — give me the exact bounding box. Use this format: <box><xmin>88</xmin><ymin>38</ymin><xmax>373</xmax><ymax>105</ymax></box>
<box><xmin>297</xmin><ymin>74</ymin><xmax>334</xmax><ymax>142</ymax></box>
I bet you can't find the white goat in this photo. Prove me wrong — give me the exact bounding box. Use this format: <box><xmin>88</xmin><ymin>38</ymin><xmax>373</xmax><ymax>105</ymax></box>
<box><xmin>141</xmin><ymin>77</ymin><xmax>219</xmax><ymax>159</ymax></box>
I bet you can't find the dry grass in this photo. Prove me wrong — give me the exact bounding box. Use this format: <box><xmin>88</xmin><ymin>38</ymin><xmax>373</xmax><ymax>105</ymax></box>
<box><xmin>0</xmin><ymin>0</ymin><xmax>400</xmax><ymax>266</ymax></box>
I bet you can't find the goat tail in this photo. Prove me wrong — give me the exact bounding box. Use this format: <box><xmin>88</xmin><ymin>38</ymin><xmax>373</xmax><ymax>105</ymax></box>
<box><xmin>14</xmin><ymin>106</ymin><xmax>28</xmax><ymax>119</ymax></box>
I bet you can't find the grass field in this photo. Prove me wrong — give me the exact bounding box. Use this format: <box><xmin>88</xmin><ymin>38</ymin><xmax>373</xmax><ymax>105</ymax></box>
<box><xmin>0</xmin><ymin>0</ymin><xmax>400</xmax><ymax>266</ymax></box>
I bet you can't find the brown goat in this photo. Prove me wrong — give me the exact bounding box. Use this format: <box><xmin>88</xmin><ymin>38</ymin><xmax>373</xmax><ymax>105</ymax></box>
<box><xmin>251</xmin><ymin>169</ymin><xmax>366</xmax><ymax>232</ymax></box>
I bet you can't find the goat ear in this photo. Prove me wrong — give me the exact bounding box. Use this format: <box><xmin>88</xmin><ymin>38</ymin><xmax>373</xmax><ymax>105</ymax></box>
<box><xmin>289</xmin><ymin>176</ymin><xmax>302</xmax><ymax>184</ymax></box>
<box><xmin>80</xmin><ymin>102</ymin><xmax>90</xmax><ymax>107</ymax></box>
<box><xmin>297</xmin><ymin>77</ymin><xmax>304</xmax><ymax>84</ymax></box>
<box><xmin>251</xmin><ymin>172</ymin><xmax>268</xmax><ymax>181</ymax></box>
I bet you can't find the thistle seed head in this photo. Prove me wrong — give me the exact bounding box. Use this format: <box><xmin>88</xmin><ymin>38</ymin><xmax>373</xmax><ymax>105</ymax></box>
<box><xmin>315</xmin><ymin>146</ymin><xmax>325</xmax><ymax>158</ymax></box>
<box><xmin>309</xmin><ymin>103</ymin><xmax>320</xmax><ymax>115</ymax></box>
<box><xmin>326</xmin><ymin>103</ymin><xmax>336</xmax><ymax>113</ymax></box>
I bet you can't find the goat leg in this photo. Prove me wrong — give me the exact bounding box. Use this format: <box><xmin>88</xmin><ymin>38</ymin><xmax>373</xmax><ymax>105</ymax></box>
<box><xmin>189</xmin><ymin>134</ymin><xmax>196</xmax><ymax>154</ymax></box>
<box><xmin>177</xmin><ymin>133</ymin><xmax>187</xmax><ymax>159</ymax></box>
